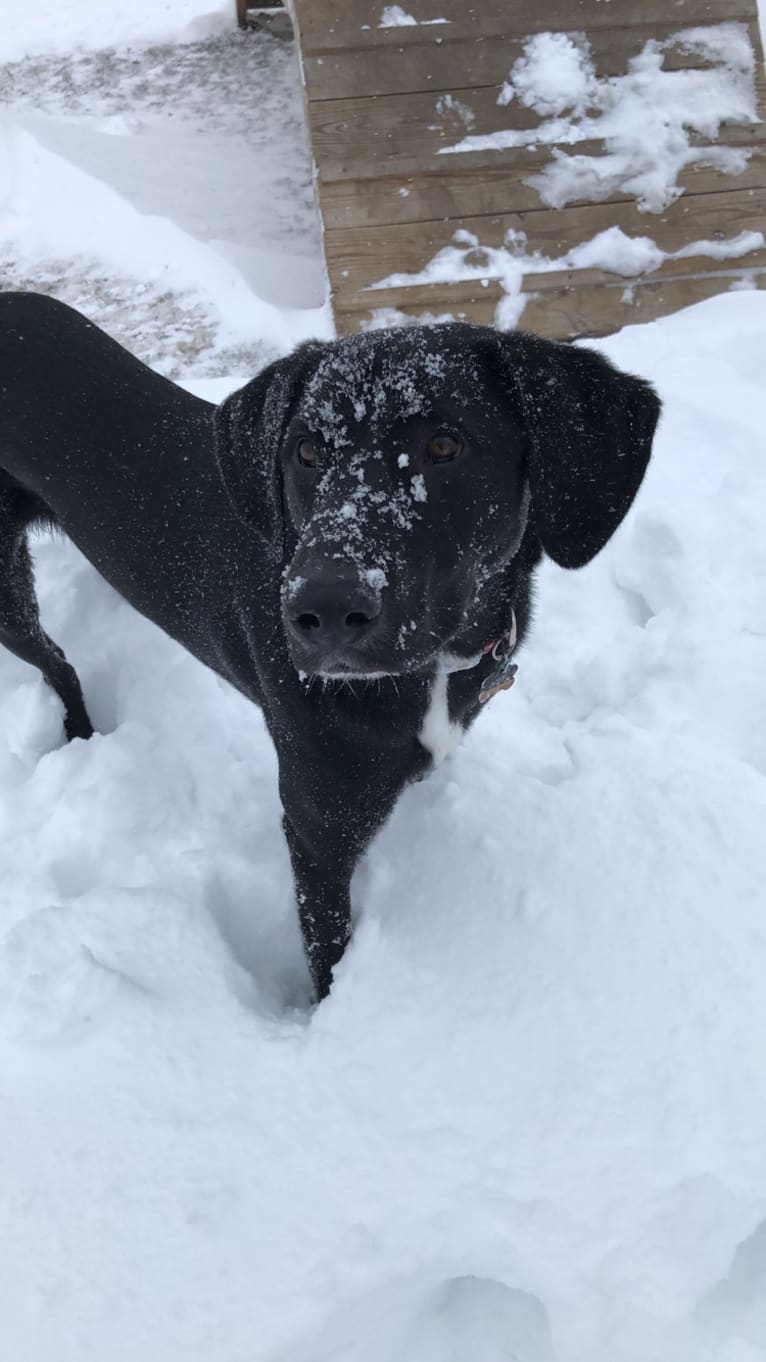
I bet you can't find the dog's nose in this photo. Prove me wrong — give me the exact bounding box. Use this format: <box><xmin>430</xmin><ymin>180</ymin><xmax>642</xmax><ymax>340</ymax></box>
<box><xmin>286</xmin><ymin>568</ymin><xmax>383</xmax><ymax>650</ymax></box>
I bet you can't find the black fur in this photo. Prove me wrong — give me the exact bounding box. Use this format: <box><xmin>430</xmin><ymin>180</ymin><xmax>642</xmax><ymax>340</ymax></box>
<box><xmin>0</xmin><ymin>292</ymin><xmax>660</xmax><ymax>999</ymax></box>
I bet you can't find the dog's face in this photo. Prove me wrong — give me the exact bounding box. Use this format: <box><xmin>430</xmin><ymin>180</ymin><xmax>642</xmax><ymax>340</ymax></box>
<box><xmin>215</xmin><ymin>324</ymin><xmax>660</xmax><ymax>679</ymax></box>
<box><xmin>279</xmin><ymin>333</ymin><xmax>530</xmax><ymax>677</ymax></box>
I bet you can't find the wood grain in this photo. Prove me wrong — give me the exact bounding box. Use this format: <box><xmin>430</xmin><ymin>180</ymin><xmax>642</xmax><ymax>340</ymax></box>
<box><xmin>295</xmin><ymin>0</ymin><xmax>758</xmax><ymax>57</ymax></box>
<box><xmin>302</xmin><ymin>38</ymin><xmax>740</xmax><ymax>104</ymax></box>
<box><xmin>318</xmin><ymin>144</ymin><xmax>766</xmax><ymax>231</ymax></box>
<box><xmin>335</xmin><ymin>271</ymin><xmax>766</xmax><ymax>339</ymax></box>
<box><xmin>324</xmin><ymin>187</ymin><xmax>766</xmax><ymax>306</ymax></box>
<box><xmin>291</xmin><ymin>0</ymin><xmax>766</xmax><ymax>339</ymax></box>
<box><xmin>308</xmin><ymin>61</ymin><xmax>765</xmax><ymax>187</ymax></box>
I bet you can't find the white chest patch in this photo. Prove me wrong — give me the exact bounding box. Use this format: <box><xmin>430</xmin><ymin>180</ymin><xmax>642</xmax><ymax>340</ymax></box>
<box><xmin>418</xmin><ymin>672</ymin><xmax>464</xmax><ymax>768</ymax></box>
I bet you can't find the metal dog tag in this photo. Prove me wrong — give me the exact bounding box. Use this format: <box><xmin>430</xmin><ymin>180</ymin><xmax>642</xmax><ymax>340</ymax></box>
<box><xmin>478</xmin><ymin>626</ymin><xmax>518</xmax><ymax>704</ymax></box>
<box><xmin>479</xmin><ymin>654</ymin><xmax>518</xmax><ymax>704</ymax></box>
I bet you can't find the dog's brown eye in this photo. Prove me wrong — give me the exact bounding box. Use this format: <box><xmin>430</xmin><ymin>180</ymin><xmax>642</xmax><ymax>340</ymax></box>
<box><xmin>426</xmin><ymin>431</ymin><xmax>463</xmax><ymax>463</ymax></box>
<box><xmin>297</xmin><ymin>438</ymin><xmax>319</xmax><ymax>468</ymax></box>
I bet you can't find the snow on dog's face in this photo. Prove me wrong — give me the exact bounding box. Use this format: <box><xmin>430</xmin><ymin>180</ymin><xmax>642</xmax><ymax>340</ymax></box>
<box><xmin>214</xmin><ymin>323</ymin><xmax>659</xmax><ymax>679</ymax></box>
<box><xmin>278</xmin><ymin>329</ymin><xmax>529</xmax><ymax>678</ymax></box>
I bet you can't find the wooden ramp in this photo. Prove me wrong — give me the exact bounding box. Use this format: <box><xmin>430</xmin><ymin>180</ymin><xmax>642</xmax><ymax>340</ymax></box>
<box><xmin>291</xmin><ymin>0</ymin><xmax>766</xmax><ymax>338</ymax></box>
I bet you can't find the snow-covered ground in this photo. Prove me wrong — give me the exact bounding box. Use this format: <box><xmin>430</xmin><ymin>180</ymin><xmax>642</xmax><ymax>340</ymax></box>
<box><xmin>1</xmin><ymin>8</ymin><xmax>329</xmax><ymax>374</ymax></box>
<box><xmin>2</xmin><ymin>6</ymin><xmax>766</xmax><ymax>1362</ymax></box>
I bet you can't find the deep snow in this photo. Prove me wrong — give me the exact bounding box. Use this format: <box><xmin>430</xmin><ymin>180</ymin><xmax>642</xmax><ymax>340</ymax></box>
<box><xmin>1</xmin><ymin>7</ymin><xmax>766</xmax><ymax>1362</ymax></box>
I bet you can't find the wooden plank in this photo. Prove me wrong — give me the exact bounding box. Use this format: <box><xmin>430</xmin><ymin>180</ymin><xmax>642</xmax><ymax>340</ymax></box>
<box><xmin>318</xmin><ymin>141</ymin><xmax>766</xmax><ymax>230</ymax></box>
<box><xmin>293</xmin><ymin>0</ymin><xmax>766</xmax><ymax>342</ymax></box>
<box><xmin>338</xmin><ymin>248</ymin><xmax>766</xmax><ymax>314</ymax></box>
<box><xmin>295</xmin><ymin>0</ymin><xmax>758</xmax><ymax>57</ymax></box>
<box><xmin>303</xmin><ymin>32</ymin><xmax>744</xmax><ymax>104</ymax></box>
<box><xmin>296</xmin><ymin>6</ymin><xmax>762</xmax><ymax>100</ymax></box>
<box><xmin>334</xmin><ymin>270</ymin><xmax>766</xmax><ymax>339</ymax></box>
<box><xmin>308</xmin><ymin>59</ymin><xmax>766</xmax><ymax>185</ymax></box>
<box><xmin>323</xmin><ymin>186</ymin><xmax>766</xmax><ymax>309</ymax></box>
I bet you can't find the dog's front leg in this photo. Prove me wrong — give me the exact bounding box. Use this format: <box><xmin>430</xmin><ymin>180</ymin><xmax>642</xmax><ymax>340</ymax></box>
<box><xmin>280</xmin><ymin>761</ymin><xmax>407</xmax><ymax>1002</ymax></box>
<box><xmin>283</xmin><ymin>814</ymin><xmax>354</xmax><ymax>1001</ymax></box>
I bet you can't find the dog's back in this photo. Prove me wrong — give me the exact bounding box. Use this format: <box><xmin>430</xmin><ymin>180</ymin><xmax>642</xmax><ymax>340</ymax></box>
<box><xmin>0</xmin><ymin>292</ymin><xmax>252</xmax><ymax>735</ymax></box>
<box><xmin>0</xmin><ymin>292</ymin><xmax>212</xmax><ymax>519</ymax></box>
<box><xmin>0</xmin><ymin>293</ymin><xmax>249</xmax><ymax>612</ymax></box>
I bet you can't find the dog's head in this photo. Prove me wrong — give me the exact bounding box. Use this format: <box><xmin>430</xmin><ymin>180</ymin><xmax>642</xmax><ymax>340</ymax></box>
<box><xmin>215</xmin><ymin>324</ymin><xmax>660</xmax><ymax>679</ymax></box>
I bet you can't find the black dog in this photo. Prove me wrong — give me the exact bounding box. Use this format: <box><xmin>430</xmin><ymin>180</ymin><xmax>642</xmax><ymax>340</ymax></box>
<box><xmin>0</xmin><ymin>292</ymin><xmax>660</xmax><ymax>999</ymax></box>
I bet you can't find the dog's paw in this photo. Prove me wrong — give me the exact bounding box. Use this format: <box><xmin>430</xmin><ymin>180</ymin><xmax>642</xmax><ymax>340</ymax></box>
<box><xmin>64</xmin><ymin>707</ymin><xmax>95</xmax><ymax>742</ymax></box>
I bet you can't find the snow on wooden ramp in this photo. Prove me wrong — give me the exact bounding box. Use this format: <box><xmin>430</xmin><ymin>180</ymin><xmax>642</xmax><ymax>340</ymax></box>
<box><xmin>292</xmin><ymin>0</ymin><xmax>766</xmax><ymax>338</ymax></box>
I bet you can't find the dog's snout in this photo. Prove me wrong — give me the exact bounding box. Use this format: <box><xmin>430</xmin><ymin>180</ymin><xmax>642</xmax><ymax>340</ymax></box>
<box><xmin>293</xmin><ymin>606</ymin><xmax>377</xmax><ymax>634</ymax></box>
<box><xmin>286</xmin><ymin>568</ymin><xmax>383</xmax><ymax>653</ymax></box>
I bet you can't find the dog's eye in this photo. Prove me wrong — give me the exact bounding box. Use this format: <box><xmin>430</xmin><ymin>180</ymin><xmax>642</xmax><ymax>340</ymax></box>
<box><xmin>296</xmin><ymin>438</ymin><xmax>319</xmax><ymax>468</ymax></box>
<box><xmin>426</xmin><ymin>431</ymin><xmax>463</xmax><ymax>463</ymax></box>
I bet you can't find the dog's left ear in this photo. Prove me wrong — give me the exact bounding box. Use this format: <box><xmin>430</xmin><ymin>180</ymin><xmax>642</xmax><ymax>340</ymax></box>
<box><xmin>214</xmin><ymin>342</ymin><xmax>324</xmax><ymax>558</ymax></box>
<box><xmin>496</xmin><ymin>331</ymin><xmax>660</xmax><ymax>569</ymax></box>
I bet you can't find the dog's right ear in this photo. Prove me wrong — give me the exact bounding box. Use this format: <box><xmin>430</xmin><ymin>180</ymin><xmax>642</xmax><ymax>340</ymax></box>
<box><xmin>493</xmin><ymin>330</ymin><xmax>660</xmax><ymax>570</ymax></box>
<box><xmin>214</xmin><ymin>342</ymin><xmax>324</xmax><ymax>559</ymax></box>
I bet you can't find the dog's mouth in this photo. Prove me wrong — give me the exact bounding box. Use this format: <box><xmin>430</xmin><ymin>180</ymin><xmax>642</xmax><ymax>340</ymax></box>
<box><xmin>282</xmin><ymin>561</ymin><xmax>488</xmax><ymax>682</ymax></box>
<box><xmin>293</xmin><ymin>644</ymin><xmax>484</xmax><ymax>684</ymax></box>
<box><xmin>300</xmin><ymin>654</ymin><xmax>406</xmax><ymax>682</ymax></box>
<box><xmin>312</xmin><ymin>669</ymin><xmax>393</xmax><ymax>681</ymax></box>
<box><xmin>283</xmin><ymin>588</ymin><xmax>490</xmax><ymax>682</ymax></box>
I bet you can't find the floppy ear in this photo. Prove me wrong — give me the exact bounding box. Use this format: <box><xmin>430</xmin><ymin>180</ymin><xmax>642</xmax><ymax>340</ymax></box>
<box><xmin>214</xmin><ymin>342</ymin><xmax>324</xmax><ymax>559</ymax></box>
<box><xmin>496</xmin><ymin>331</ymin><xmax>660</xmax><ymax>569</ymax></box>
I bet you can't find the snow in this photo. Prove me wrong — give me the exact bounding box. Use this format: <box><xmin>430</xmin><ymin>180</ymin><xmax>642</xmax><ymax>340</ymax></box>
<box><xmin>443</xmin><ymin>23</ymin><xmax>759</xmax><ymax>214</ymax></box>
<box><xmin>2</xmin><ymin>5</ymin><xmax>766</xmax><ymax>1362</ymax></box>
<box><xmin>378</xmin><ymin>6</ymin><xmax>449</xmax><ymax>27</ymax></box>
<box><xmin>379</xmin><ymin>5</ymin><xmax>418</xmax><ymax>26</ymax></box>
<box><xmin>499</xmin><ymin>31</ymin><xmax>594</xmax><ymax>117</ymax></box>
<box><xmin>3</xmin><ymin>0</ymin><xmax>233</xmax><ymax>62</ymax></box>
<box><xmin>1</xmin><ymin>31</ymin><xmax>330</xmax><ymax>375</ymax></box>
<box><xmin>369</xmin><ymin>225</ymin><xmax>765</xmax><ymax>332</ymax></box>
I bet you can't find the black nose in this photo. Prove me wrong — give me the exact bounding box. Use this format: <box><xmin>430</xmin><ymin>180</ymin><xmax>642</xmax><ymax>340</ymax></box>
<box><xmin>285</xmin><ymin>568</ymin><xmax>383</xmax><ymax>652</ymax></box>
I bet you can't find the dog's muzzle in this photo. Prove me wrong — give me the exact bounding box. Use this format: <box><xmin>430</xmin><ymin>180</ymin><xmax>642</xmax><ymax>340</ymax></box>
<box><xmin>283</xmin><ymin>565</ymin><xmax>385</xmax><ymax>674</ymax></box>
